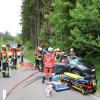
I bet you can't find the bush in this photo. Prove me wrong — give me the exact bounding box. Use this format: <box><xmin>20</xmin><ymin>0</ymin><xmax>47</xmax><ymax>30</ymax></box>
<box><xmin>25</xmin><ymin>41</ymin><xmax>33</xmax><ymax>50</ymax></box>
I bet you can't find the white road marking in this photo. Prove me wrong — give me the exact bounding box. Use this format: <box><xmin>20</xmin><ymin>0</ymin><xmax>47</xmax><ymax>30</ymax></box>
<box><xmin>3</xmin><ymin>89</ymin><xmax>6</xmax><ymax>100</ymax></box>
<box><xmin>90</xmin><ymin>94</ymin><xmax>100</xmax><ymax>100</ymax></box>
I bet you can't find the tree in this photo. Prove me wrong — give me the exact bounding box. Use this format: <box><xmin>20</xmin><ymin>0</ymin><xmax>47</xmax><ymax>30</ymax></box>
<box><xmin>69</xmin><ymin>0</ymin><xmax>100</xmax><ymax>56</ymax></box>
<box><xmin>0</xmin><ymin>32</ymin><xmax>15</xmax><ymax>46</ymax></box>
<box><xmin>40</xmin><ymin>0</ymin><xmax>76</xmax><ymax>49</ymax></box>
<box><xmin>21</xmin><ymin>0</ymin><xmax>100</xmax><ymax>56</ymax></box>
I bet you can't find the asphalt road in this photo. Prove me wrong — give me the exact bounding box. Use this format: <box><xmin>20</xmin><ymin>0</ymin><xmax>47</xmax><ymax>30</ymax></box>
<box><xmin>0</xmin><ymin>61</ymin><xmax>100</xmax><ymax>100</ymax></box>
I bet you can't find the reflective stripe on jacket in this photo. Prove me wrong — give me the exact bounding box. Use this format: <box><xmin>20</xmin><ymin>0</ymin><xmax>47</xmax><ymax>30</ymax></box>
<box><xmin>34</xmin><ymin>50</ymin><xmax>43</xmax><ymax>60</ymax></box>
<box><xmin>2</xmin><ymin>56</ymin><xmax>7</xmax><ymax>63</ymax></box>
<box><xmin>44</xmin><ymin>53</ymin><xmax>55</xmax><ymax>68</ymax></box>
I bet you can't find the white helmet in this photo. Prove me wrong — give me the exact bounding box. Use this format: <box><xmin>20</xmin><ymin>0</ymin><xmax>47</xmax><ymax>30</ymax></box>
<box><xmin>70</xmin><ymin>48</ymin><xmax>74</xmax><ymax>52</ymax></box>
<box><xmin>38</xmin><ymin>47</ymin><xmax>42</xmax><ymax>51</ymax></box>
<box><xmin>48</xmin><ymin>47</ymin><xmax>53</xmax><ymax>52</ymax></box>
<box><xmin>56</xmin><ymin>48</ymin><xmax>60</xmax><ymax>52</ymax></box>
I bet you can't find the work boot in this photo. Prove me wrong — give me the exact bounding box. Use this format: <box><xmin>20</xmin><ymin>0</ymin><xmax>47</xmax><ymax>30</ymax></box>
<box><xmin>42</xmin><ymin>76</ymin><xmax>45</xmax><ymax>83</ymax></box>
<box><xmin>49</xmin><ymin>77</ymin><xmax>52</xmax><ymax>82</ymax></box>
<box><xmin>2</xmin><ymin>72</ymin><xmax>5</xmax><ymax>78</ymax></box>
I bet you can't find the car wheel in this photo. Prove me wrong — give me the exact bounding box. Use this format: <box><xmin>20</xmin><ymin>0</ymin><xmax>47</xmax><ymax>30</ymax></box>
<box><xmin>82</xmin><ymin>89</ymin><xmax>86</xmax><ymax>95</ymax></box>
<box><xmin>71</xmin><ymin>69</ymin><xmax>80</xmax><ymax>75</ymax></box>
<box><xmin>92</xmin><ymin>89</ymin><xmax>96</xmax><ymax>93</ymax></box>
<box><xmin>81</xmin><ymin>89</ymin><xmax>88</xmax><ymax>95</ymax></box>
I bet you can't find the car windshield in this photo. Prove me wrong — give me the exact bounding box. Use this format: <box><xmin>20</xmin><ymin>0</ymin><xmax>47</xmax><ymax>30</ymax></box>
<box><xmin>69</xmin><ymin>58</ymin><xmax>79</xmax><ymax>65</ymax></box>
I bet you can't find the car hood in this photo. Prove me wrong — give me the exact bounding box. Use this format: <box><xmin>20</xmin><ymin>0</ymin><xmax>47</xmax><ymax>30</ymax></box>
<box><xmin>78</xmin><ymin>60</ymin><xmax>95</xmax><ymax>69</ymax></box>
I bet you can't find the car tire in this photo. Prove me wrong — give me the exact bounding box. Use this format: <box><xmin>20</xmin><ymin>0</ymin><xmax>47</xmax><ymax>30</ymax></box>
<box><xmin>92</xmin><ymin>89</ymin><xmax>96</xmax><ymax>93</ymax></box>
<box><xmin>81</xmin><ymin>89</ymin><xmax>88</xmax><ymax>95</ymax></box>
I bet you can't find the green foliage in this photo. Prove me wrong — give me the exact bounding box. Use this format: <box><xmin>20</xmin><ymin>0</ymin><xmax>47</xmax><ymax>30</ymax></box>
<box><xmin>40</xmin><ymin>0</ymin><xmax>75</xmax><ymax>49</ymax></box>
<box><xmin>15</xmin><ymin>34</ymin><xmax>22</xmax><ymax>44</ymax></box>
<box><xmin>21</xmin><ymin>0</ymin><xmax>100</xmax><ymax>56</ymax></box>
<box><xmin>85</xmin><ymin>56</ymin><xmax>100</xmax><ymax>91</ymax></box>
<box><xmin>25</xmin><ymin>41</ymin><xmax>33</xmax><ymax>50</ymax></box>
<box><xmin>69</xmin><ymin>0</ymin><xmax>100</xmax><ymax>56</ymax></box>
<box><xmin>21</xmin><ymin>0</ymin><xmax>32</xmax><ymax>42</ymax></box>
<box><xmin>24</xmin><ymin>50</ymin><xmax>34</xmax><ymax>63</ymax></box>
<box><xmin>21</xmin><ymin>0</ymin><xmax>100</xmax><ymax>91</ymax></box>
<box><xmin>0</xmin><ymin>32</ymin><xmax>15</xmax><ymax>47</ymax></box>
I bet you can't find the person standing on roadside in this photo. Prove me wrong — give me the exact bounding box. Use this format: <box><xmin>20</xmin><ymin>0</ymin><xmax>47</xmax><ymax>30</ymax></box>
<box><xmin>55</xmin><ymin>48</ymin><xmax>62</xmax><ymax>62</ymax></box>
<box><xmin>0</xmin><ymin>51</ymin><xmax>2</xmax><ymax>71</ymax></box>
<box><xmin>1</xmin><ymin>45</ymin><xmax>9</xmax><ymax>77</ymax></box>
<box><xmin>69</xmin><ymin>48</ymin><xmax>76</xmax><ymax>58</ymax></box>
<box><xmin>42</xmin><ymin>47</ymin><xmax>55</xmax><ymax>83</ymax></box>
<box><xmin>21</xmin><ymin>46</ymin><xmax>24</xmax><ymax>63</ymax></box>
<box><xmin>34</xmin><ymin>47</ymin><xmax>43</xmax><ymax>71</ymax></box>
<box><xmin>12</xmin><ymin>48</ymin><xmax>17</xmax><ymax>69</ymax></box>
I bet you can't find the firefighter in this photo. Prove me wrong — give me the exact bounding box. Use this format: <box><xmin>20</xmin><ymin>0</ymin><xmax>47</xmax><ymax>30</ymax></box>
<box><xmin>34</xmin><ymin>47</ymin><xmax>43</xmax><ymax>71</ymax></box>
<box><xmin>55</xmin><ymin>48</ymin><xmax>62</xmax><ymax>62</ymax></box>
<box><xmin>21</xmin><ymin>49</ymin><xmax>24</xmax><ymax>63</ymax></box>
<box><xmin>7</xmin><ymin>48</ymin><xmax>13</xmax><ymax>69</ymax></box>
<box><xmin>7</xmin><ymin>48</ymin><xmax>13</xmax><ymax>58</ymax></box>
<box><xmin>42</xmin><ymin>47</ymin><xmax>55</xmax><ymax>83</ymax></box>
<box><xmin>1</xmin><ymin>46</ymin><xmax>9</xmax><ymax>77</ymax></box>
<box><xmin>11</xmin><ymin>48</ymin><xmax>17</xmax><ymax>69</ymax></box>
<box><xmin>69</xmin><ymin>48</ymin><xmax>76</xmax><ymax>58</ymax></box>
<box><xmin>0</xmin><ymin>51</ymin><xmax>2</xmax><ymax>71</ymax></box>
<box><xmin>21</xmin><ymin>46</ymin><xmax>24</xmax><ymax>63</ymax></box>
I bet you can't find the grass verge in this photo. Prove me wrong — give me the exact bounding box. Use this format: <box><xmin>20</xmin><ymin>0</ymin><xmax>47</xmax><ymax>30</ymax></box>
<box><xmin>85</xmin><ymin>56</ymin><xmax>100</xmax><ymax>91</ymax></box>
<box><xmin>23</xmin><ymin>50</ymin><xmax>34</xmax><ymax>63</ymax></box>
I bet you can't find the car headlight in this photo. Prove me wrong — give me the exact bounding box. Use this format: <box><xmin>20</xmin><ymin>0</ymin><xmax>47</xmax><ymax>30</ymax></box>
<box><xmin>91</xmin><ymin>69</ymin><xmax>95</xmax><ymax>72</ymax></box>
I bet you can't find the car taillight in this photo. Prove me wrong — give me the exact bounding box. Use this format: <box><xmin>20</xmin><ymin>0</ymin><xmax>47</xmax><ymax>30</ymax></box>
<box><xmin>93</xmin><ymin>80</ymin><xmax>96</xmax><ymax>86</ymax></box>
<box><xmin>90</xmin><ymin>80</ymin><xmax>96</xmax><ymax>86</ymax></box>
